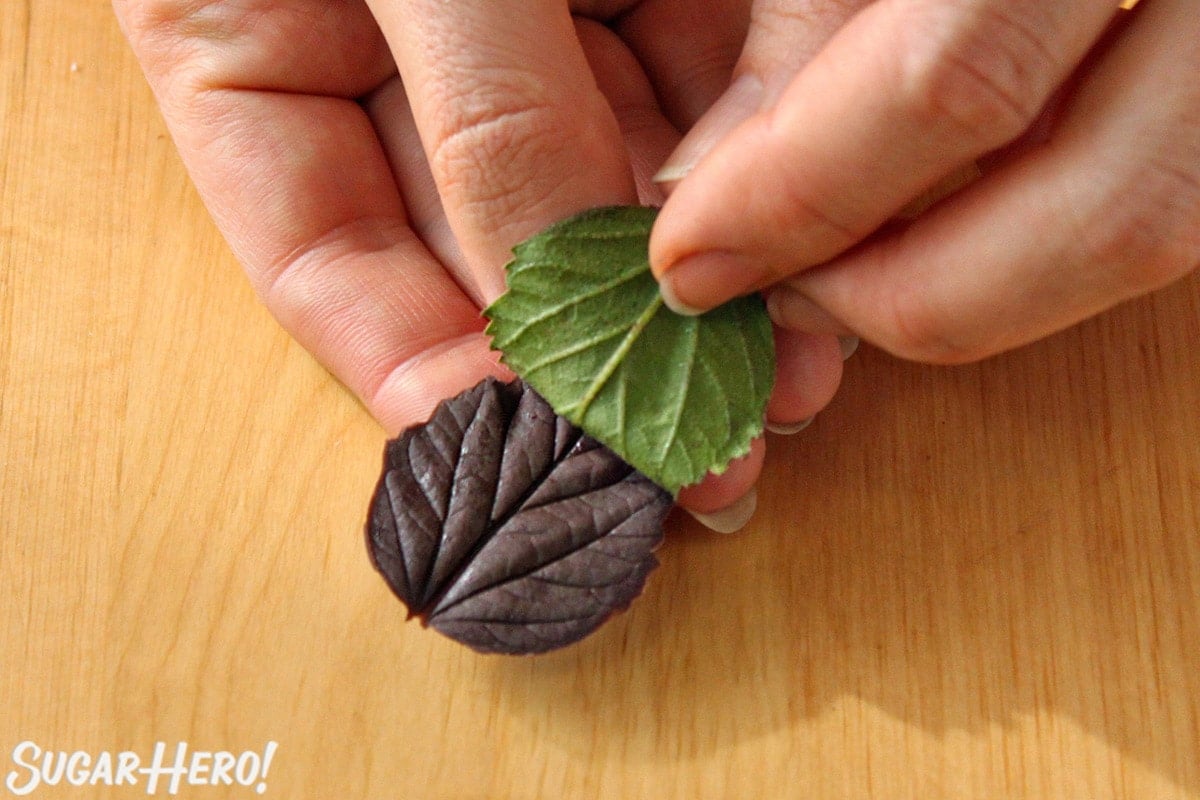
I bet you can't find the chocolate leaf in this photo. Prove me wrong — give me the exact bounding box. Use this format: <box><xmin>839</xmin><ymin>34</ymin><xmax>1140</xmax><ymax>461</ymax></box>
<box><xmin>366</xmin><ymin>377</ymin><xmax>672</xmax><ymax>654</ymax></box>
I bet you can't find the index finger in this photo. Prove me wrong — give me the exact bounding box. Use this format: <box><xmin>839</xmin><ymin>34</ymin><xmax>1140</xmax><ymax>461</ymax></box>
<box><xmin>368</xmin><ymin>0</ymin><xmax>639</xmax><ymax>302</ymax></box>
<box><xmin>650</xmin><ymin>0</ymin><xmax>1124</xmax><ymax>311</ymax></box>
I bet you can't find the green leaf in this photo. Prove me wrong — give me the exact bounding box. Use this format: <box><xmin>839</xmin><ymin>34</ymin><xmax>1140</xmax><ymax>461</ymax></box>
<box><xmin>483</xmin><ymin>206</ymin><xmax>775</xmax><ymax>495</ymax></box>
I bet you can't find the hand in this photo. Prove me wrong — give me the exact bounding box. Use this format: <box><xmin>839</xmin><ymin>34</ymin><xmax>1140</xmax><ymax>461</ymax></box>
<box><xmin>649</xmin><ymin>0</ymin><xmax>1200</xmax><ymax>363</ymax></box>
<box><xmin>114</xmin><ymin>0</ymin><xmax>847</xmax><ymax>528</ymax></box>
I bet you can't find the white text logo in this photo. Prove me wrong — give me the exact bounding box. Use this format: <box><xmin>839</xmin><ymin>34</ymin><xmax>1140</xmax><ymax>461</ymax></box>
<box><xmin>5</xmin><ymin>741</ymin><xmax>278</xmax><ymax>796</ymax></box>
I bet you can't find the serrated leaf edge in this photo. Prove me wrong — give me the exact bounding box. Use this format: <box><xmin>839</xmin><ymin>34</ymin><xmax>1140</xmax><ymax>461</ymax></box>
<box><xmin>483</xmin><ymin>206</ymin><xmax>773</xmax><ymax>495</ymax></box>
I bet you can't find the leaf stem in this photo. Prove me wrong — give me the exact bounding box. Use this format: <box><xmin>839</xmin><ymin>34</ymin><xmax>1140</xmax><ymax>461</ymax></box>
<box><xmin>571</xmin><ymin>294</ymin><xmax>663</xmax><ymax>420</ymax></box>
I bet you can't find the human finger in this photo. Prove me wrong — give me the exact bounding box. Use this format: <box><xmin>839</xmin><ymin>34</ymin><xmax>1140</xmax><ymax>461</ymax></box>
<box><xmin>363</xmin><ymin>77</ymin><xmax>475</xmax><ymax>303</ymax></box>
<box><xmin>363</xmin><ymin>14</ymin><xmax>687</xmax><ymax>280</ymax></box>
<box><xmin>614</xmin><ymin>0</ymin><xmax>750</xmax><ymax>131</ymax></box>
<box><xmin>116</xmin><ymin>0</ymin><xmax>508</xmax><ymax>433</ymax></box>
<box><xmin>778</xmin><ymin>0</ymin><xmax>1200</xmax><ymax>363</ymax></box>
<box><xmin>651</xmin><ymin>0</ymin><xmax>1123</xmax><ymax>313</ymax></box>
<box><xmin>115</xmin><ymin>0</ymin><xmax>395</xmax><ymax>98</ymax></box>
<box><xmin>368</xmin><ymin>0</ymin><xmax>638</xmax><ymax>303</ymax></box>
<box><xmin>676</xmin><ymin>438</ymin><xmax>765</xmax><ymax>532</ymax></box>
<box><xmin>766</xmin><ymin>329</ymin><xmax>844</xmax><ymax>431</ymax></box>
<box><xmin>573</xmin><ymin>18</ymin><xmax>682</xmax><ymax>203</ymax></box>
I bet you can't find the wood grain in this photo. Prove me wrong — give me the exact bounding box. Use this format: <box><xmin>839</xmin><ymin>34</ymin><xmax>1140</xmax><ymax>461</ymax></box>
<box><xmin>2</xmin><ymin>2</ymin><xmax>1198</xmax><ymax>798</ymax></box>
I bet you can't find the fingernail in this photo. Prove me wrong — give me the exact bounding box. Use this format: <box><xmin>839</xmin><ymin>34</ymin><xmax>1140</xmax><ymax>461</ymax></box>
<box><xmin>765</xmin><ymin>287</ymin><xmax>853</xmax><ymax>335</ymax></box>
<box><xmin>653</xmin><ymin>74</ymin><xmax>764</xmax><ymax>186</ymax></box>
<box><xmin>838</xmin><ymin>335</ymin><xmax>860</xmax><ymax>360</ymax></box>
<box><xmin>685</xmin><ymin>488</ymin><xmax>758</xmax><ymax>534</ymax></box>
<box><xmin>658</xmin><ymin>251</ymin><xmax>766</xmax><ymax>316</ymax></box>
<box><xmin>657</xmin><ymin>274</ymin><xmax>706</xmax><ymax>316</ymax></box>
<box><xmin>766</xmin><ymin>416</ymin><xmax>814</xmax><ymax>435</ymax></box>
<box><xmin>652</xmin><ymin>161</ymin><xmax>692</xmax><ymax>186</ymax></box>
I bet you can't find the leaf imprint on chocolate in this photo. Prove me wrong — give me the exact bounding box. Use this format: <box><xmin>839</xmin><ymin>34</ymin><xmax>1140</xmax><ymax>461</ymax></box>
<box><xmin>366</xmin><ymin>378</ymin><xmax>672</xmax><ymax>655</ymax></box>
<box><xmin>484</xmin><ymin>206</ymin><xmax>775</xmax><ymax>494</ymax></box>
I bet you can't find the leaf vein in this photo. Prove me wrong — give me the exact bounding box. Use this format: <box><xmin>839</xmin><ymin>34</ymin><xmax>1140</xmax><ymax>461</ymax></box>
<box><xmin>521</xmin><ymin>324</ymin><xmax>633</xmax><ymax>373</ymax></box>
<box><xmin>657</xmin><ymin>320</ymin><xmax>699</xmax><ymax>469</ymax></box>
<box><xmin>494</xmin><ymin>266</ymin><xmax>646</xmax><ymax>346</ymax></box>
<box><xmin>572</xmin><ymin>295</ymin><xmax>663</xmax><ymax>420</ymax></box>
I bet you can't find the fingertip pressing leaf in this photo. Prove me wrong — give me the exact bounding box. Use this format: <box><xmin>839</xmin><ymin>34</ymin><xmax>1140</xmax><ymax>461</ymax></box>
<box><xmin>366</xmin><ymin>378</ymin><xmax>672</xmax><ymax>655</ymax></box>
<box><xmin>483</xmin><ymin>206</ymin><xmax>774</xmax><ymax>494</ymax></box>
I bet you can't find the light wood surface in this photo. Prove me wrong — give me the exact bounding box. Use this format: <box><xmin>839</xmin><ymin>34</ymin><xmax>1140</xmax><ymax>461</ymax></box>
<box><xmin>3</xmin><ymin>3</ymin><xmax>1199</xmax><ymax>799</ymax></box>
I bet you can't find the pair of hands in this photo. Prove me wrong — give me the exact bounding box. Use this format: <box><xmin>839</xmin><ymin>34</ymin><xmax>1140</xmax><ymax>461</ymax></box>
<box><xmin>115</xmin><ymin>0</ymin><xmax>1199</xmax><ymax>528</ymax></box>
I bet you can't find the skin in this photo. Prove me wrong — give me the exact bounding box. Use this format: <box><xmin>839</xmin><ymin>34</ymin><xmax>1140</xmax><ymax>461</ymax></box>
<box><xmin>114</xmin><ymin>0</ymin><xmax>1198</xmax><ymax>519</ymax></box>
<box><xmin>651</xmin><ymin>0</ymin><xmax>1200</xmax><ymax>365</ymax></box>
<box><xmin>113</xmin><ymin>0</ymin><xmax>844</xmax><ymax>518</ymax></box>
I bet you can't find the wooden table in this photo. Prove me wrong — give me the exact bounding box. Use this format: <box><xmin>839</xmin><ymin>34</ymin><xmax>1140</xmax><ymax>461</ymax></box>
<box><xmin>3</xmin><ymin>3</ymin><xmax>1198</xmax><ymax>798</ymax></box>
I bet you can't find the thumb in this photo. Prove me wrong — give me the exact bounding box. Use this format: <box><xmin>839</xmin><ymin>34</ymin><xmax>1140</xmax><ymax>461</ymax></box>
<box><xmin>650</xmin><ymin>0</ymin><xmax>1117</xmax><ymax>315</ymax></box>
<box><xmin>646</xmin><ymin>0</ymin><xmax>871</xmax><ymax>316</ymax></box>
